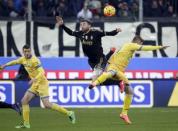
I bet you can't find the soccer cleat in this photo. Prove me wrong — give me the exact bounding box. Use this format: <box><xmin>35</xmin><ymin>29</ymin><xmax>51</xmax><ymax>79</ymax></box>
<box><xmin>68</xmin><ymin>111</ymin><xmax>76</xmax><ymax>124</ymax></box>
<box><xmin>119</xmin><ymin>81</ymin><xmax>125</xmax><ymax>93</ymax></box>
<box><xmin>119</xmin><ymin>114</ymin><xmax>132</xmax><ymax>124</ymax></box>
<box><xmin>88</xmin><ymin>84</ymin><xmax>94</xmax><ymax>89</ymax></box>
<box><xmin>15</xmin><ymin>122</ymin><xmax>30</xmax><ymax>129</ymax></box>
<box><xmin>12</xmin><ymin>103</ymin><xmax>22</xmax><ymax>115</ymax></box>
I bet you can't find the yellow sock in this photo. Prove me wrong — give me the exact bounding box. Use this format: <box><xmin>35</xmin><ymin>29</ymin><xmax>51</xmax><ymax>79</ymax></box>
<box><xmin>22</xmin><ymin>105</ymin><xmax>30</xmax><ymax>124</ymax></box>
<box><xmin>94</xmin><ymin>72</ymin><xmax>113</xmax><ymax>85</ymax></box>
<box><xmin>122</xmin><ymin>94</ymin><xmax>132</xmax><ymax>115</ymax></box>
<box><xmin>51</xmin><ymin>103</ymin><xmax>69</xmax><ymax>115</ymax></box>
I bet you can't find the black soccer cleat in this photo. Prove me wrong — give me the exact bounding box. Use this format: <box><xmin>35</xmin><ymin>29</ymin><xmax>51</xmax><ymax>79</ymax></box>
<box><xmin>88</xmin><ymin>84</ymin><xmax>94</xmax><ymax>89</ymax></box>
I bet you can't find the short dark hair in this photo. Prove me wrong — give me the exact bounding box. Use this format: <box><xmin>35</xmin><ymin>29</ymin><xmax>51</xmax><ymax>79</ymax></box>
<box><xmin>23</xmin><ymin>45</ymin><xmax>30</xmax><ymax>50</ymax></box>
<box><xmin>132</xmin><ymin>35</ymin><xmax>144</xmax><ymax>43</ymax></box>
<box><xmin>80</xmin><ymin>18</ymin><xmax>92</xmax><ymax>25</ymax></box>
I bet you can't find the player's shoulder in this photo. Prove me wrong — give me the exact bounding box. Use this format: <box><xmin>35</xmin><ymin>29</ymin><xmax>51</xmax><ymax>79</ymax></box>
<box><xmin>32</xmin><ymin>56</ymin><xmax>40</xmax><ymax>62</ymax></box>
<box><xmin>123</xmin><ymin>43</ymin><xmax>132</xmax><ymax>46</ymax></box>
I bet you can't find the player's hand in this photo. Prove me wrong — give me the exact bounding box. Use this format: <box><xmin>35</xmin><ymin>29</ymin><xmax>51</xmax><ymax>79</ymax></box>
<box><xmin>116</xmin><ymin>28</ymin><xmax>122</xmax><ymax>33</ymax></box>
<box><xmin>161</xmin><ymin>46</ymin><xmax>170</xmax><ymax>49</ymax></box>
<box><xmin>0</xmin><ymin>65</ymin><xmax>6</xmax><ymax>71</ymax></box>
<box><xmin>56</xmin><ymin>16</ymin><xmax>63</xmax><ymax>27</ymax></box>
<box><xmin>28</xmin><ymin>78</ymin><xmax>37</xmax><ymax>85</ymax></box>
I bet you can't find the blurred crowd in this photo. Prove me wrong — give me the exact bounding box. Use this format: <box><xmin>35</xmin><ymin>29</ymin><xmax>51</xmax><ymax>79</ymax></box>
<box><xmin>0</xmin><ymin>0</ymin><xmax>177</xmax><ymax>19</ymax></box>
<box><xmin>144</xmin><ymin>0</ymin><xmax>177</xmax><ymax>17</ymax></box>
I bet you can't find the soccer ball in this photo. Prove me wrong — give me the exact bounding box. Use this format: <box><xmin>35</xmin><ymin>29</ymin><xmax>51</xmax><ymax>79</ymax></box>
<box><xmin>103</xmin><ymin>5</ymin><xmax>116</xmax><ymax>17</ymax></box>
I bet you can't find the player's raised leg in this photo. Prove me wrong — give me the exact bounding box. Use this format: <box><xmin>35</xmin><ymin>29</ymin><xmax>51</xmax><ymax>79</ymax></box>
<box><xmin>89</xmin><ymin>70</ymin><xmax>115</xmax><ymax>89</ymax></box>
<box><xmin>15</xmin><ymin>91</ymin><xmax>35</xmax><ymax>129</ymax></box>
<box><xmin>90</xmin><ymin>63</ymin><xmax>125</xmax><ymax>93</ymax></box>
<box><xmin>41</xmin><ymin>97</ymin><xmax>76</xmax><ymax>124</ymax></box>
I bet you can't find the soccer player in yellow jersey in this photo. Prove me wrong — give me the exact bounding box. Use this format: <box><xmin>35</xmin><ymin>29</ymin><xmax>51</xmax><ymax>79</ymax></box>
<box><xmin>88</xmin><ymin>35</ymin><xmax>169</xmax><ymax>124</ymax></box>
<box><xmin>0</xmin><ymin>45</ymin><xmax>76</xmax><ymax>128</ymax></box>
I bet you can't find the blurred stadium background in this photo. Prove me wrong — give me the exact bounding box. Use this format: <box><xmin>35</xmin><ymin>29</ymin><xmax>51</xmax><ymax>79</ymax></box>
<box><xmin>0</xmin><ymin>0</ymin><xmax>178</xmax><ymax>131</ymax></box>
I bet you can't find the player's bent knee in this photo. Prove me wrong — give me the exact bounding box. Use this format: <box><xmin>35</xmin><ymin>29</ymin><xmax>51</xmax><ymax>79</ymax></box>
<box><xmin>43</xmin><ymin>103</ymin><xmax>51</xmax><ymax>109</ymax></box>
<box><xmin>129</xmin><ymin>87</ymin><xmax>134</xmax><ymax>95</ymax></box>
<box><xmin>21</xmin><ymin>98</ymin><xmax>28</xmax><ymax>105</ymax></box>
<box><xmin>108</xmin><ymin>70</ymin><xmax>116</xmax><ymax>76</ymax></box>
<box><xmin>43</xmin><ymin>102</ymin><xmax>52</xmax><ymax>109</ymax></box>
<box><xmin>92</xmin><ymin>67</ymin><xmax>103</xmax><ymax>81</ymax></box>
<box><xmin>124</xmin><ymin>85</ymin><xmax>134</xmax><ymax>95</ymax></box>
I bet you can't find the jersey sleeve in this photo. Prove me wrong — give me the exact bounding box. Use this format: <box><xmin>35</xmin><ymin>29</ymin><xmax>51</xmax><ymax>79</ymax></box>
<box><xmin>129</xmin><ymin>43</ymin><xmax>162</xmax><ymax>51</ymax></box>
<box><xmin>5</xmin><ymin>57</ymin><xmax>23</xmax><ymax>66</ymax></box>
<box><xmin>140</xmin><ymin>45</ymin><xmax>162</xmax><ymax>51</ymax></box>
<box><xmin>128</xmin><ymin>43</ymin><xmax>142</xmax><ymax>51</ymax></box>
<box><xmin>96</xmin><ymin>29</ymin><xmax>118</xmax><ymax>37</ymax></box>
<box><xmin>61</xmin><ymin>25</ymin><xmax>81</xmax><ymax>37</ymax></box>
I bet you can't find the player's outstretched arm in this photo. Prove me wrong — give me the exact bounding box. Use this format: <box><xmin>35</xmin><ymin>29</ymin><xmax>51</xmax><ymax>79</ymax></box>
<box><xmin>116</xmin><ymin>28</ymin><xmax>122</xmax><ymax>33</ymax></box>
<box><xmin>100</xmin><ymin>27</ymin><xmax>122</xmax><ymax>37</ymax></box>
<box><xmin>0</xmin><ymin>59</ymin><xmax>22</xmax><ymax>71</ymax></box>
<box><xmin>140</xmin><ymin>45</ymin><xmax>170</xmax><ymax>51</ymax></box>
<box><xmin>56</xmin><ymin>16</ymin><xmax>73</xmax><ymax>35</ymax></box>
<box><xmin>56</xmin><ymin>16</ymin><xmax>80</xmax><ymax>37</ymax></box>
<box><xmin>0</xmin><ymin>62</ymin><xmax>14</xmax><ymax>71</ymax></box>
<box><xmin>160</xmin><ymin>46</ymin><xmax>170</xmax><ymax>49</ymax></box>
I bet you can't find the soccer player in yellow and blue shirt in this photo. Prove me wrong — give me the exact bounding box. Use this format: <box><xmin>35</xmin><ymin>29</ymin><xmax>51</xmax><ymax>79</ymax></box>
<box><xmin>88</xmin><ymin>35</ymin><xmax>169</xmax><ymax>124</ymax></box>
<box><xmin>0</xmin><ymin>45</ymin><xmax>76</xmax><ymax>128</ymax></box>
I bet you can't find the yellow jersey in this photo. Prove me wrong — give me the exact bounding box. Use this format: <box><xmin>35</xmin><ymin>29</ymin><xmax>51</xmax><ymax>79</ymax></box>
<box><xmin>108</xmin><ymin>43</ymin><xmax>162</xmax><ymax>71</ymax></box>
<box><xmin>6</xmin><ymin>56</ymin><xmax>46</xmax><ymax>81</ymax></box>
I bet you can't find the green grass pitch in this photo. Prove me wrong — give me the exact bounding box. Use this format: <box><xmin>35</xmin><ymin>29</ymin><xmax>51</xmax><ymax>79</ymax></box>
<box><xmin>0</xmin><ymin>108</ymin><xmax>178</xmax><ymax>131</ymax></box>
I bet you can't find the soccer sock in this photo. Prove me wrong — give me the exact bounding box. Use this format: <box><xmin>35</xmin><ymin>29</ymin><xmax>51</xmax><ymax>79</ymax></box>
<box><xmin>94</xmin><ymin>72</ymin><xmax>113</xmax><ymax>85</ymax></box>
<box><xmin>51</xmin><ymin>103</ymin><xmax>69</xmax><ymax>115</ymax></box>
<box><xmin>0</xmin><ymin>101</ymin><xmax>13</xmax><ymax>108</ymax></box>
<box><xmin>22</xmin><ymin>104</ymin><xmax>30</xmax><ymax>124</ymax></box>
<box><xmin>122</xmin><ymin>94</ymin><xmax>132</xmax><ymax>115</ymax></box>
